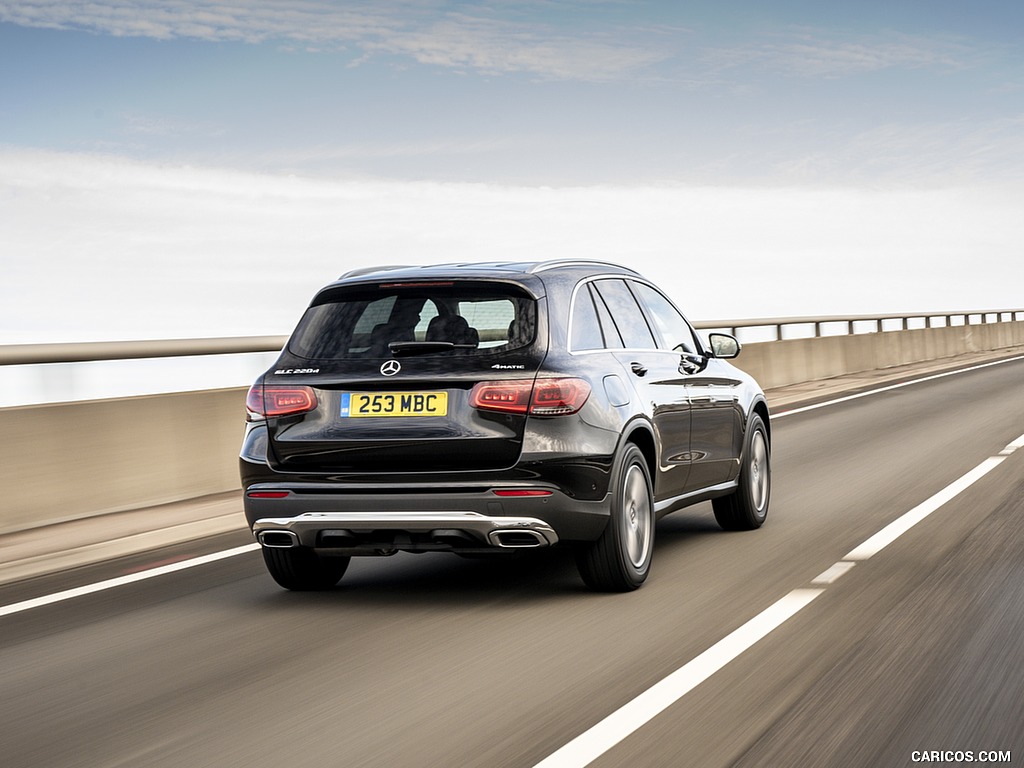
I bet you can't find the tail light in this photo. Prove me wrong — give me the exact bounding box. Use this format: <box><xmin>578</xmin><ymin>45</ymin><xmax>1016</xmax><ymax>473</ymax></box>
<box><xmin>246</xmin><ymin>385</ymin><xmax>318</xmax><ymax>419</ymax></box>
<box><xmin>471</xmin><ymin>378</ymin><xmax>590</xmax><ymax>416</ymax></box>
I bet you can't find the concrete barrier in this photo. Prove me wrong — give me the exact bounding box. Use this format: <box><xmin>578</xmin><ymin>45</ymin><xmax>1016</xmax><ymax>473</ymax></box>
<box><xmin>2</xmin><ymin>319</ymin><xmax>1023</xmax><ymax>534</ymax></box>
<box><xmin>0</xmin><ymin>388</ymin><xmax>247</xmax><ymax>533</ymax></box>
<box><xmin>731</xmin><ymin>320</ymin><xmax>1024</xmax><ymax>389</ymax></box>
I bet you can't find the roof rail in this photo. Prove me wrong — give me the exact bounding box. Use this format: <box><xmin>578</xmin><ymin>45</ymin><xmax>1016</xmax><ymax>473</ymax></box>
<box><xmin>338</xmin><ymin>264</ymin><xmax>415</xmax><ymax>279</ymax></box>
<box><xmin>527</xmin><ymin>259</ymin><xmax>640</xmax><ymax>275</ymax></box>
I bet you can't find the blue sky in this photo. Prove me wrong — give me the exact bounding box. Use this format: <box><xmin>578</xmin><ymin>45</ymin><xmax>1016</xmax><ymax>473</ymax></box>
<box><xmin>1</xmin><ymin>1</ymin><xmax>1023</xmax><ymax>348</ymax></box>
<box><xmin>4</xmin><ymin>0</ymin><xmax>1023</xmax><ymax>184</ymax></box>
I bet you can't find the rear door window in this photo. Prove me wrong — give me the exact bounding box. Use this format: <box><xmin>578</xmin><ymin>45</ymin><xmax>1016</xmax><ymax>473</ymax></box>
<box><xmin>591</xmin><ymin>279</ymin><xmax>657</xmax><ymax>350</ymax></box>
<box><xmin>631</xmin><ymin>282</ymin><xmax>702</xmax><ymax>354</ymax></box>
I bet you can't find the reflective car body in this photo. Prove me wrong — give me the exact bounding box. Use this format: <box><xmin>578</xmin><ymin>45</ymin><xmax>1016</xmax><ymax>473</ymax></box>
<box><xmin>241</xmin><ymin>260</ymin><xmax>771</xmax><ymax>591</ymax></box>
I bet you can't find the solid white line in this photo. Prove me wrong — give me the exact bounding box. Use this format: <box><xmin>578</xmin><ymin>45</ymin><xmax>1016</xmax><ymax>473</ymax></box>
<box><xmin>773</xmin><ymin>354</ymin><xmax>1024</xmax><ymax>419</ymax></box>
<box><xmin>811</xmin><ymin>561</ymin><xmax>856</xmax><ymax>585</ymax></box>
<box><xmin>533</xmin><ymin>589</ymin><xmax>824</xmax><ymax>768</ymax></box>
<box><xmin>999</xmin><ymin>436</ymin><xmax>1024</xmax><ymax>454</ymax></box>
<box><xmin>0</xmin><ymin>544</ymin><xmax>260</xmax><ymax>618</ymax></box>
<box><xmin>844</xmin><ymin>457</ymin><xmax>1005</xmax><ymax>561</ymax></box>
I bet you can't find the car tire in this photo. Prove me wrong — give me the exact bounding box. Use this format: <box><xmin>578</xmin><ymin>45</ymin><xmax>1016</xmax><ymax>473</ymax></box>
<box><xmin>713</xmin><ymin>413</ymin><xmax>770</xmax><ymax>531</ymax></box>
<box><xmin>262</xmin><ymin>547</ymin><xmax>350</xmax><ymax>591</ymax></box>
<box><xmin>576</xmin><ymin>443</ymin><xmax>654</xmax><ymax>592</ymax></box>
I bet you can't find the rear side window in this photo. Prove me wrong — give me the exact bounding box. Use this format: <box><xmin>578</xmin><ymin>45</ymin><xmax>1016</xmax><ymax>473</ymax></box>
<box><xmin>289</xmin><ymin>282</ymin><xmax>537</xmax><ymax>360</ymax></box>
<box><xmin>631</xmin><ymin>282</ymin><xmax>701</xmax><ymax>354</ymax></box>
<box><xmin>591</xmin><ymin>279</ymin><xmax>657</xmax><ymax>350</ymax></box>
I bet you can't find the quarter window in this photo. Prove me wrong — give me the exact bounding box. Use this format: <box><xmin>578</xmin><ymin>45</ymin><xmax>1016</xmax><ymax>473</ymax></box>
<box><xmin>570</xmin><ymin>285</ymin><xmax>604</xmax><ymax>351</ymax></box>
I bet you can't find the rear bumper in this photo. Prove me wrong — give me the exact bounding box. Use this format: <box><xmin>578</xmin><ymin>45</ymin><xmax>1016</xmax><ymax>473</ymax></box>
<box><xmin>243</xmin><ymin>483</ymin><xmax>610</xmax><ymax>551</ymax></box>
<box><xmin>254</xmin><ymin>511</ymin><xmax>559</xmax><ymax>552</ymax></box>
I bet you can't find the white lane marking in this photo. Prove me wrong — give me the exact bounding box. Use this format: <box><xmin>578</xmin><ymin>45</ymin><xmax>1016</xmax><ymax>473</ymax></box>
<box><xmin>0</xmin><ymin>544</ymin><xmax>260</xmax><ymax>618</ymax></box>
<box><xmin>0</xmin><ymin>359</ymin><xmax>1019</xmax><ymax>759</ymax></box>
<box><xmin>811</xmin><ymin>561</ymin><xmax>856</xmax><ymax>585</ymax></box>
<box><xmin>845</xmin><ymin>457</ymin><xmax>1006</xmax><ymax>561</ymax></box>
<box><xmin>1000</xmin><ymin>433</ymin><xmax>1024</xmax><ymax>455</ymax></box>
<box><xmin>534</xmin><ymin>429</ymin><xmax>1024</xmax><ymax>768</ymax></box>
<box><xmin>773</xmin><ymin>354</ymin><xmax>1024</xmax><ymax>419</ymax></box>
<box><xmin>533</xmin><ymin>589</ymin><xmax>824</xmax><ymax>768</ymax></box>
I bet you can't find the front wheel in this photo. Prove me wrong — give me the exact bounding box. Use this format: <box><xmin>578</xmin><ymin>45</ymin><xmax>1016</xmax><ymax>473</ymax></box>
<box><xmin>576</xmin><ymin>444</ymin><xmax>654</xmax><ymax>592</ymax></box>
<box><xmin>713</xmin><ymin>413</ymin><xmax>770</xmax><ymax>531</ymax></box>
<box><xmin>262</xmin><ymin>547</ymin><xmax>350</xmax><ymax>591</ymax></box>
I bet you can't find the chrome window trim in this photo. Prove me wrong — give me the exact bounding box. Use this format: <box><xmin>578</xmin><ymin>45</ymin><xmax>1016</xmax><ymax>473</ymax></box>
<box><xmin>567</xmin><ymin>275</ymin><xmax>704</xmax><ymax>356</ymax></box>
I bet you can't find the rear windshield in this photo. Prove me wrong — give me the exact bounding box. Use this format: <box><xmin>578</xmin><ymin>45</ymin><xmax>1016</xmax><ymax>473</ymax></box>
<box><xmin>288</xmin><ymin>281</ymin><xmax>538</xmax><ymax>360</ymax></box>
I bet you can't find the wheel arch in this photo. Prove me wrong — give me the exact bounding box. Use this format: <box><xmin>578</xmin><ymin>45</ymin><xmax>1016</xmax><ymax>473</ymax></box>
<box><xmin>750</xmin><ymin>397</ymin><xmax>771</xmax><ymax>445</ymax></box>
<box><xmin>621</xmin><ymin>419</ymin><xmax>657</xmax><ymax>480</ymax></box>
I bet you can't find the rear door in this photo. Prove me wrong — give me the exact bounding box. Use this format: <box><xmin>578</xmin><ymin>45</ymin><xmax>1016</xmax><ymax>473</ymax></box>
<box><xmin>630</xmin><ymin>280</ymin><xmax>742</xmax><ymax>490</ymax></box>
<box><xmin>262</xmin><ymin>280</ymin><xmax>544</xmax><ymax>474</ymax></box>
<box><xmin>586</xmin><ymin>278</ymin><xmax>693</xmax><ymax>501</ymax></box>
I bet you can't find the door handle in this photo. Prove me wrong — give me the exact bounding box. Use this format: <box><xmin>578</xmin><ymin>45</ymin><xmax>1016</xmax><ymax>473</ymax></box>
<box><xmin>630</xmin><ymin>362</ymin><xmax>648</xmax><ymax>377</ymax></box>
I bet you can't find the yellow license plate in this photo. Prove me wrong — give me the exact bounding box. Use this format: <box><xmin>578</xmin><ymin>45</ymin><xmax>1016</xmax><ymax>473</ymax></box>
<box><xmin>341</xmin><ymin>391</ymin><xmax>448</xmax><ymax>418</ymax></box>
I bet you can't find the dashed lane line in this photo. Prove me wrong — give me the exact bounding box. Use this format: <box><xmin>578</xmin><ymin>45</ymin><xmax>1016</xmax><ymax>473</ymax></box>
<box><xmin>2</xmin><ymin>357</ymin><xmax>1023</xmax><ymax>767</ymax></box>
<box><xmin>533</xmin><ymin>430</ymin><xmax>1024</xmax><ymax>767</ymax></box>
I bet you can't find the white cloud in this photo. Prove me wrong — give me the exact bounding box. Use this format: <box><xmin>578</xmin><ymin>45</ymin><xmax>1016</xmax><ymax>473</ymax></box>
<box><xmin>2</xmin><ymin>150</ymin><xmax>1022</xmax><ymax>346</ymax></box>
<box><xmin>706</xmin><ymin>31</ymin><xmax>968</xmax><ymax>78</ymax></box>
<box><xmin>0</xmin><ymin>0</ymin><xmax>669</xmax><ymax>81</ymax></box>
<box><xmin>363</xmin><ymin>10</ymin><xmax>669</xmax><ymax>80</ymax></box>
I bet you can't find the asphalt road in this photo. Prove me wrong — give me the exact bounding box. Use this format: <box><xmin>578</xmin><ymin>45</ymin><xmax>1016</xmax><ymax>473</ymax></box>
<box><xmin>2</xmin><ymin>356</ymin><xmax>1023</xmax><ymax>768</ymax></box>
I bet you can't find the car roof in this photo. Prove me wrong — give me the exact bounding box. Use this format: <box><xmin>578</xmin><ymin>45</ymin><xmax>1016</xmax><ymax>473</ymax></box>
<box><xmin>336</xmin><ymin>260</ymin><xmax>641</xmax><ymax>283</ymax></box>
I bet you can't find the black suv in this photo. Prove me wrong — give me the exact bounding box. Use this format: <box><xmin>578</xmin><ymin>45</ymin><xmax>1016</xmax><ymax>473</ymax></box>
<box><xmin>241</xmin><ymin>260</ymin><xmax>770</xmax><ymax>592</ymax></box>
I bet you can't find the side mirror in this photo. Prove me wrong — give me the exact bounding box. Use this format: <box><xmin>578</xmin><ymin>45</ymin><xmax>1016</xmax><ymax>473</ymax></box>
<box><xmin>708</xmin><ymin>333</ymin><xmax>741</xmax><ymax>359</ymax></box>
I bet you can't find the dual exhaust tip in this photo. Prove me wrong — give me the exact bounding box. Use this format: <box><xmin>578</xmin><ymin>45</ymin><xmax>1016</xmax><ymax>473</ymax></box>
<box><xmin>488</xmin><ymin>529</ymin><xmax>549</xmax><ymax>548</ymax></box>
<box><xmin>258</xmin><ymin>530</ymin><xmax>300</xmax><ymax>548</ymax></box>
<box><xmin>256</xmin><ymin>528</ymin><xmax>548</xmax><ymax>550</ymax></box>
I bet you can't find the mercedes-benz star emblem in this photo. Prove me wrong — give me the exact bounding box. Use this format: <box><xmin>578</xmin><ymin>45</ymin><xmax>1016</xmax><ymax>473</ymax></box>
<box><xmin>380</xmin><ymin>360</ymin><xmax>401</xmax><ymax>376</ymax></box>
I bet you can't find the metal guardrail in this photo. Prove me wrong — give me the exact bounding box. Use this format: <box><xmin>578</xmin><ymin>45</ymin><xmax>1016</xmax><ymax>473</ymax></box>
<box><xmin>0</xmin><ymin>335</ymin><xmax>289</xmax><ymax>366</ymax></box>
<box><xmin>694</xmin><ymin>310</ymin><xmax>1024</xmax><ymax>341</ymax></box>
<box><xmin>1</xmin><ymin>311</ymin><xmax>1022</xmax><ymax>365</ymax></box>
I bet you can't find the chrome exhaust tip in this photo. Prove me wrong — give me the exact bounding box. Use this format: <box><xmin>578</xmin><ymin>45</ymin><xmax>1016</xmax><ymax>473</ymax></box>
<box><xmin>258</xmin><ymin>530</ymin><xmax>300</xmax><ymax>548</ymax></box>
<box><xmin>488</xmin><ymin>529</ymin><xmax>549</xmax><ymax>548</ymax></box>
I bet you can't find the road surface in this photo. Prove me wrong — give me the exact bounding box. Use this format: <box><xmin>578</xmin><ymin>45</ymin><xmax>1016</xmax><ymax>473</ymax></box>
<box><xmin>2</xmin><ymin>356</ymin><xmax>1022</xmax><ymax>767</ymax></box>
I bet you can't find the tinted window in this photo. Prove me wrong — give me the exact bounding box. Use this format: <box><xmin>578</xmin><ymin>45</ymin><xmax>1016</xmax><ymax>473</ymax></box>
<box><xmin>592</xmin><ymin>279</ymin><xmax>657</xmax><ymax>349</ymax></box>
<box><xmin>590</xmin><ymin>285</ymin><xmax>624</xmax><ymax>349</ymax></box>
<box><xmin>632</xmin><ymin>282</ymin><xmax>701</xmax><ymax>353</ymax></box>
<box><xmin>289</xmin><ymin>283</ymin><xmax>536</xmax><ymax>359</ymax></box>
<box><xmin>571</xmin><ymin>285</ymin><xmax>604</xmax><ymax>351</ymax></box>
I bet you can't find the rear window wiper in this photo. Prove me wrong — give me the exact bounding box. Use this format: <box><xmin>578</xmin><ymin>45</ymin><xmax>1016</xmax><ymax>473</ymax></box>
<box><xmin>387</xmin><ymin>341</ymin><xmax>477</xmax><ymax>356</ymax></box>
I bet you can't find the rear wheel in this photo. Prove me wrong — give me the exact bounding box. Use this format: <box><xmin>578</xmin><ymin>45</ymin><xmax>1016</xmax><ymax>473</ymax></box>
<box><xmin>262</xmin><ymin>547</ymin><xmax>350</xmax><ymax>591</ymax></box>
<box><xmin>576</xmin><ymin>444</ymin><xmax>654</xmax><ymax>592</ymax></box>
<box><xmin>713</xmin><ymin>413</ymin><xmax>770</xmax><ymax>531</ymax></box>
